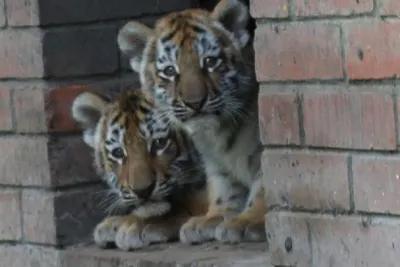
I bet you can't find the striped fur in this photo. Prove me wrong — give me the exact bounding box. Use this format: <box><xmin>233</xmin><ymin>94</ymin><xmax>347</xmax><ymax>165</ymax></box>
<box><xmin>71</xmin><ymin>89</ymin><xmax>207</xmax><ymax>251</ymax></box>
<box><xmin>117</xmin><ymin>0</ymin><xmax>266</xmax><ymax>245</ymax></box>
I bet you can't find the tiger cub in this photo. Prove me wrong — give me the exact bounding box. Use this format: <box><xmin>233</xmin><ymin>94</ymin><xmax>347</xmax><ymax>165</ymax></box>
<box><xmin>116</xmin><ymin>0</ymin><xmax>266</xmax><ymax>245</ymax></box>
<box><xmin>71</xmin><ymin>89</ymin><xmax>207</xmax><ymax>250</ymax></box>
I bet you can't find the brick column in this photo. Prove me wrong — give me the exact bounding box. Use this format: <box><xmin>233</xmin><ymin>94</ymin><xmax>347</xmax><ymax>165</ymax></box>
<box><xmin>252</xmin><ymin>0</ymin><xmax>400</xmax><ymax>266</ymax></box>
<box><xmin>0</xmin><ymin>1</ymin><xmax>196</xmax><ymax>266</ymax></box>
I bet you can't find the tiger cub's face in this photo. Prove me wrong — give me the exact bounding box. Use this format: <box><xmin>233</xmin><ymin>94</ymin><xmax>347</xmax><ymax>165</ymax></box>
<box><xmin>71</xmin><ymin>89</ymin><xmax>203</xmax><ymax>217</ymax></box>
<box><xmin>117</xmin><ymin>0</ymin><xmax>254</xmax><ymax>124</ymax></box>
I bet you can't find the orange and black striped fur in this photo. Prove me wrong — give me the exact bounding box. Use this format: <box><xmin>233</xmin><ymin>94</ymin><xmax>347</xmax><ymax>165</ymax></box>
<box><xmin>71</xmin><ymin>89</ymin><xmax>208</xmax><ymax>250</ymax></box>
<box><xmin>117</xmin><ymin>0</ymin><xmax>266</xmax><ymax>245</ymax></box>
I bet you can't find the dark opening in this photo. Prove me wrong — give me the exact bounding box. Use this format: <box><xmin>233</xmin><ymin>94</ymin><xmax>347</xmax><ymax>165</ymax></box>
<box><xmin>198</xmin><ymin>0</ymin><xmax>256</xmax><ymax>38</ymax></box>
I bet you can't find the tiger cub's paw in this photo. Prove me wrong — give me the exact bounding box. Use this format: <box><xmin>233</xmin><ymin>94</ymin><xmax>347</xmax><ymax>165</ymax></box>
<box><xmin>115</xmin><ymin>222</ymin><xmax>148</xmax><ymax>251</ymax></box>
<box><xmin>215</xmin><ymin>216</ymin><xmax>266</xmax><ymax>244</ymax></box>
<box><xmin>179</xmin><ymin>214</ymin><xmax>225</xmax><ymax>245</ymax></box>
<box><xmin>115</xmin><ymin>221</ymin><xmax>178</xmax><ymax>251</ymax></box>
<box><xmin>93</xmin><ymin>216</ymin><xmax>127</xmax><ymax>248</ymax></box>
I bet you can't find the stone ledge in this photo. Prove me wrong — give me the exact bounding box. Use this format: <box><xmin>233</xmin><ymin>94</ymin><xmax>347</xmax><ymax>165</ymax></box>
<box><xmin>60</xmin><ymin>242</ymin><xmax>269</xmax><ymax>267</ymax></box>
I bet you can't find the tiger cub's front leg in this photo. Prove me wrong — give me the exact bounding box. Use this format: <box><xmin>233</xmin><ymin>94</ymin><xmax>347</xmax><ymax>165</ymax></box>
<box><xmin>215</xmin><ymin>177</ymin><xmax>267</xmax><ymax>244</ymax></box>
<box><xmin>94</xmin><ymin>212</ymin><xmax>189</xmax><ymax>251</ymax></box>
<box><xmin>94</xmin><ymin>215</ymin><xmax>131</xmax><ymax>248</ymax></box>
<box><xmin>179</xmin><ymin>174</ymin><xmax>248</xmax><ymax>244</ymax></box>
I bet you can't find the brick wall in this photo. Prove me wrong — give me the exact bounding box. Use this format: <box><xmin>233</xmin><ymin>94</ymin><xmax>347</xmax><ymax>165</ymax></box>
<box><xmin>252</xmin><ymin>0</ymin><xmax>400</xmax><ymax>266</ymax></box>
<box><xmin>0</xmin><ymin>1</ymin><xmax>196</xmax><ymax>266</ymax></box>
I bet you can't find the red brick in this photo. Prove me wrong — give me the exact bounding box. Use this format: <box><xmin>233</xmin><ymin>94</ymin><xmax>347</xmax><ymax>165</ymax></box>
<box><xmin>0</xmin><ymin>136</ymin><xmax>50</xmax><ymax>186</ymax></box>
<box><xmin>293</xmin><ymin>0</ymin><xmax>373</xmax><ymax>17</ymax></box>
<box><xmin>0</xmin><ymin>29</ymin><xmax>44</xmax><ymax>78</ymax></box>
<box><xmin>344</xmin><ymin>20</ymin><xmax>400</xmax><ymax>80</ymax></box>
<box><xmin>258</xmin><ymin>91</ymin><xmax>300</xmax><ymax>145</ymax></box>
<box><xmin>5</xmin><ymin>0</ymin><xmax>40</xmax><ymax>26</ymax></box>
<box><xmin>254</xmin><ymin>22</ymin><xmax>343</xmax><ymax>82</ymax></box>
<box><xmin>302</xmin><ymin>91</ymin><xmax>396</xmax><ymax>150</ymax></box>
<box><xmin>0</xmin><ymin>245</ymin><xmax>59</xmax><ymax>267</ymax></box>
<box><xmin>0</xmin><ymin>86</ymin><xmax>13</xmax><ymax>131</ymax></box>
<box><xmin>397</xmin><ymin>97</ymin><xmax>400</xmax><ymax>144</ymax></box>
<box><xmin>250</xmin><ymin>0</ymin><xmax>289</xmax><ymax>18</ymax></box>
<box><xmin>380</xmin><ymin>0</ymin><xmax>400</xmax><ymax>15</ymax></box>
<box><xmin>262</xmin><ymin>150</ymin><xmax>350</xmax><ymax>211</ymax></box>
<box><xmin>14</xmin><ymin>84</ymin><xmax>109</xmax><ymax>133</ymax></box>
<box><xmin>46</xmin><ymin>85</ymin><xmax>100</xmax><ymax>132</ymax></box>
<box><xmin>0</xmin><ymin>189</ymin><xmax>21</xmax><ymax>240</ymax></box>
<box><xmin>22</xmin><ymin>187</ymin><xmax>105</xmax><ymax>245</ymax></box>
<box><xmin>0</xmin><ymin>0</ymin><xmax>5</xmax><ymax>27</ymax></box>
<box><xmin>266</xmin><ymin>211</ymin><xmax>400</xmax><ymax>267</ymax></box>
<box><xmin>353</xmin><ymin>155</ymin><xmax>400</xmax><ymax>214</ymax></box>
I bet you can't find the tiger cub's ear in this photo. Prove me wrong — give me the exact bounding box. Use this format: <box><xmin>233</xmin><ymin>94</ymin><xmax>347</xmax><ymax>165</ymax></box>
<box><xmin>118</xmin><ymin>21</ymin><xmax>154</xmax><ymax>73</ymax></box>
<box><xmin>211</xmin><ymin>0</ymin><xmax>250</xmax><ymax>48</ymax></box>
<box><xmin>71</xmin><ymin>92</ymin><xmax>108</xmax><ymax>148</ymax></box>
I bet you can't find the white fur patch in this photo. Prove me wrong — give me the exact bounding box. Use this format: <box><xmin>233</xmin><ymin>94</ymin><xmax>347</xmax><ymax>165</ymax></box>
<box><xmin>139</xmin><ymin>36</ymin><xmax>155</xmax><ymax>85</ymax></box>
<box><xmin>130</xmin><ymin>58</ymin><xmax>141</xmax><ymax>73</ymax></box>
<box><xmin>132</xmin><ymin>201</ymin><xmax>171</xmax><ymax>218</ymax></box>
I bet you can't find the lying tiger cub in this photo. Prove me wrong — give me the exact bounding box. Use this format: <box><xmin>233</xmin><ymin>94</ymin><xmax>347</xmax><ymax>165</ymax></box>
<box><xmin>71</xmin><ymin>89</ymin><xmax>207</xmax><ymax>250</ymax></box>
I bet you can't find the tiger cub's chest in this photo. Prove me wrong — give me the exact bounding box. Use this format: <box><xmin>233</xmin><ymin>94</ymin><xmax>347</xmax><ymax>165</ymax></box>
<box><xmin>183</xmin><ymin>116</ymin><xmax>262</xmax><ymax>186</ymax></box>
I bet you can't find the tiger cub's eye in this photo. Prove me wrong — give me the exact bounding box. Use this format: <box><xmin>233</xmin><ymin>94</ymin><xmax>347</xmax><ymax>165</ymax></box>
<box><xmin>153</xmin><ymin>138</ymin><xmax>169</xmax><ymax>150</ymax></box>
<box><xmin>111</xmin><ymin>147</ymin><xmax>124</xmax><ymax>159</ymax></box>
<box><xmin>204</xmin><ymin>56</ymin><xmax>220</xmax><ymax>69</ymax></box>
<box><xmin>162</xmin><ymin>66</ymin><xmax>176</xmax><ymax>77</ymax></box>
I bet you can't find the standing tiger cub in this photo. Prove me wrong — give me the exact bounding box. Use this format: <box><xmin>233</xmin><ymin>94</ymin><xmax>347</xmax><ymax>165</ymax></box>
<box><xmin>71</xmin><ymin>89</ymin><xmax>208</xmax><ymax>250</ymax></box>
<box><xmin>117</xmin><ymin>0</ymin><xmax>266</xmax><ymax>244</ymax></box>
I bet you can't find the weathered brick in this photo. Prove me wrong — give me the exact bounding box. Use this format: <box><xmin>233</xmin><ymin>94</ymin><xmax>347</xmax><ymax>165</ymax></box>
<box><xmin>36</xmin><ymin>0</ymin><xmax>195</xmax><ymax>25</ymax></box>
<box><xmin>293</xmin><ymin>0</ymin><xmax>373</xmax><ymax>17</ymax></box>
<box><xmin>5</xmin><ymin>0</ymin><xmax>195</xmax><ymax>26</ymax></box>
<box><xmin>42</xmin><ymin>26</ymin><xmax>118</xmax><ymax>77</ymax></box>
<box><xmin>0</xmin><ymin>29</ymin><xmax>44</xmax><ymax>78</ymax></box>
<box><xmin>48</xmin><ymin>136</ymin><xmax>99</xmax><ymax>187</ymax></box>
<box><xmin>5</xmin><ymin>0</ymin><xmax>40</xmax><ymax>26</ymax></box>
<box><xmin>0</xmin><ymin>0</ymin><xmax>5</xmax><ymax>26</ymax></box>
<box><xmin>258</xmin><ymin>91</ymin><xmax>300</xmax><ymax>145</ymax></box>
<box><xmin>22</xmin><ymin>190</ymin><xmax>55</xmax><ymax>244</ymax></box>
<box><xmin>13</xmin><ymin>82</ymin><xmax>133</xmax><ymax>133</ymax></box>
<box><xmin>262</xmin><ymin>150</ymin><xmax>349</xmax><ymax>211</ymax></box>
<box><xmin>0</xmin><ymin>244</ymin><xmax>59</xmax><ymax>267</ymax></box>
<box><xmin>157</xmin><ymin>0</ymin><xmax>196</xmax><ymax>13</ymax></box>
<box><xmin>302</xmin><ymin>90</ymin><xmax>396</xmax><ymax>150</ymax></box>
<box><xmin>254</xmin><ymin>22</ymin><xmax>343</xmax><ymax>82</ymax></box>
<box><xmin>22</xmin><ymin>186</ymin><xmax>105</xmax><ymax>245</ymax></box>
<box><xmin>380</xmin><ymin>0</ymin><xmax>400</xmax><ymax>16</ymax></box>
<box><xmin>250</xmin><ymin>0</ymin><xmax>289</xmax><ymax>18</ymax></box>
<box><xmin>60</xmin><ymin>243</ymin><xmax>268</xmax><ymax>267</ymax></box>
<box><xmin>0</xmin><ymin>86</ymin><xmax>13</xmax><ymax>131</ymax></box>
<box><xmin>266</xmin><ymin>211</ymin><xmax>400</xmax><ymax>267</ymax></box>
<box><xmin>0</xmin><ymin>136</ymin><xmax>50</xmax><ymax>186</ymax></box>
<box><xmin>0</xmin><ymin>135</ymin><xmax>98</xmax><ymax>187</ymax></box>
<box><xmin>344</xmin><ymin>20</ymin><xmax>400</xmax><ymax>80</ymax></box>
<box><xmin>353</xmin><ymin>155</ymin><xmax>400</xmax><ymax>214</ymax></box>
<box><xmin>0</xmin><ymin>189</ymin><xmax>21</xmax><ymax>240</ymax></box>
<box><xmin>14</xmin><ymin>87</ymin><xmax>47</xmax><ymax>133</ymax></box>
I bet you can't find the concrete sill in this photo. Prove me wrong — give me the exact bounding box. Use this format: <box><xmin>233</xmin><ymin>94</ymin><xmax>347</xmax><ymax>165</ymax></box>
<box><xmin>60</xmin><ymin>242</ymin><xmax>269</xmax><ymax>267</ymax></box>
